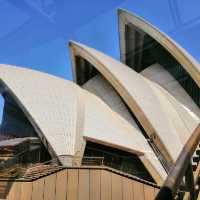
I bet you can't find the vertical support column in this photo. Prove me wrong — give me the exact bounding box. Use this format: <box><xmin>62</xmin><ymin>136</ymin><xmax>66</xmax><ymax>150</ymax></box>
<box><xmin>185</xmin><ymin>162</ymin><xmax>196</xmax><ymax>200</ymax></box>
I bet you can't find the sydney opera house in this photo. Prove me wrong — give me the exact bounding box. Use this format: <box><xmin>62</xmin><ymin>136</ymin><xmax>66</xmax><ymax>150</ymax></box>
<box><xmin>0</xmin><ymin>9</ymin><xmax>200</xmax><ymax>200</ymax></box>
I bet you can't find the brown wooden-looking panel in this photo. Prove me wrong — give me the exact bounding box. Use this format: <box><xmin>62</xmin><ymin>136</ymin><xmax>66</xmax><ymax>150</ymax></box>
<box><xmin>111</xmin><ymin>173</ymin><xmax>123</xmax><ymax>200</ymax></box>
<box><xmin>55</xmin><ymin>169</ymin><xmax>68</xmax><ymax>200</ymax></box>
<box><xmin>90</xmin><ymin>169</ymin><xmax>101</xmax><ymax>200</ymax></box>
<box><xmin>3</xmin><ymin>168</ymin><xmax>159</xmax><ymax>200</ymax></box>
<box><xmin>78</xmin><ymin>169</ymin><xmax>90</xmax><ymax>200</ymax></box>
<box><xmin>20</xmin><ymin>182</ymin><xmax>32</xmax><ymax>200</ymax></box>
<box><xmin>144</xmin><ymin>184</ymin><xmax>155</xmax><ymax>200</ymax></box>
<box><xmin>43</xmin><ymin>173</ymin><xmax>56</xmax><ymax>200</ymax></box>
<box><xmin>67</xmin><ymin>169</ymin><xmax>79</xmax><ymax>200</ymax></box>
<box><xmin>31</xmin><ymin>178</ymin><xmax>45</xmax><ymax>200</ymax></box>
<box><xmin>122</xmin><ymin>177</ymin><xmax>134</xmax><ymax>200</ymax></box>
<box><xmin>7</xmin><ymin>182</ymin><xmax>21</xmax><ymax>200</ymax></box>
<box><xmin>133</xmin><ymin>180</ymin><xmax>145</xmax><ymax>200</ymax></box>
<box><xmin>101</xmin><ymin>170</ymin><xmax>112</xmax><ymax>200</ymax></box>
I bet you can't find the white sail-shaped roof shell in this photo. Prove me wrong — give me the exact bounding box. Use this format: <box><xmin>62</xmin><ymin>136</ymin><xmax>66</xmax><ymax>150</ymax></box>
<box><xmin>69</xmin><ymin>41</ymin><xmax>200</xmax><ymax>165</ymax></box>
<box><xmin>118</xmin><ymin>9</ymin><xmax>200</xmax><ymax>88</ymax></box>
<box><xmin>0</xmin><ymin>64</ymin><xmax>166</xmax><ymax>184</ymax></box>
<box><xmin>140</xmin><ymin>63</ymin><xmax>200</xmax><ymax>118</ymax></box>
<box><xmin>83</xmin><ymin>74</ymin><xmax>140</xmax><ymax>130</ymax></box>
<box><xmin>0</xmin><ymin>65</ymin><xmax>81</xmax><ymax>156</ymax></box>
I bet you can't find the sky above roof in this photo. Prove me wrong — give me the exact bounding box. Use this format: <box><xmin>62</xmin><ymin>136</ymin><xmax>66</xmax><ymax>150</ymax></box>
<box><xmin>0</xmin><ymin>0</ymin><xmax>200</xmax><ymax>119</ymax></box>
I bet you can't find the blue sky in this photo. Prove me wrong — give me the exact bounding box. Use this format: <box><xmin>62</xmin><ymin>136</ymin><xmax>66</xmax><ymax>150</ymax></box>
<box><xmin>0</xmin><ymin>0</ymin><xmax>200</xmax><ymax>120</ymax></box>
<box><xmin>0</xmin><ymin>0</ymin><xmax>125</xmax><ymax>119</ymax></box>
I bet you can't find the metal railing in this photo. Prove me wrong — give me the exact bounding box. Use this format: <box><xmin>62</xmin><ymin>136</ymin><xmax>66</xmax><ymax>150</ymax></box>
<box><xmin>155</xmin><ymin>124</ymin><xmax>200</xmax><ymax>200</ymax></box>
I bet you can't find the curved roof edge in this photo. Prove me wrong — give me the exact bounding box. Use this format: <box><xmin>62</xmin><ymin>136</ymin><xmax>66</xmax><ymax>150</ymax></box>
<box><xmin>0</xmin><ymin>73</ymin><xmax>57</xmax><ymax>159</ymax></box>
<box><xmin>0</xmin><ymin>65</ymin><xmax>84</xmax><ymax>160</ymax></box>
<box><xmin>118</xmin><ymin>8</ymin><xmax>200</xmax><ymax>88</ymax></box>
